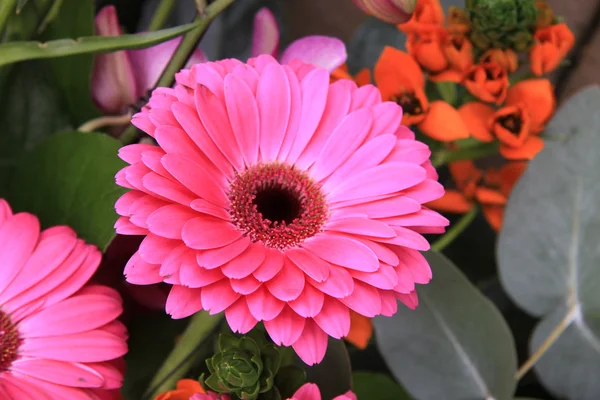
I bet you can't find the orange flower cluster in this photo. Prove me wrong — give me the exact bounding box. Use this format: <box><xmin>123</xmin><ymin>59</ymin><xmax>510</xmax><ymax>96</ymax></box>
<box><xmin>155</xmin><ymin>379</ymin><xmax>206</xmax><ymax>400</ymax></box>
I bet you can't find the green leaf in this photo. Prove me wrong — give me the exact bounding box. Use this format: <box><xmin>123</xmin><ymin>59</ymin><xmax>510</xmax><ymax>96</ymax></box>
<box><xmin>0</xmin><ymin>60</ymin><xmax>71</xmax><ymax>196</ymax></box>
<box><xmin>352</xmin><ymin>372</ymin><xmax>412</xmax><ymax>400</ymax></box>
<box><xmin>16</xmin><ymin>0</ymin><xmax>30</xmax><ymax>12</ymax></box>
<box><xmin>6</xmin><ymin>131</ymin><xmax>126</xmax><ymax>251</ymax></box>
<box><xmin>374</xmin><ymin>251</ymin><xmax>517</xmax><ymax>400</ymax></box>
<box><xmin>436</xmin><ymin>81</ymin><xmax>458</xmax><ymax>106</ymax></box>
<box><xmin>0</xmin><ymin>20</ymin><xmax>200</xmax><ymax>67</ymax></box>
<box><xmin>40</xmin><ymin>0</ymin><xmax>99</xmax><ymax>124</ymax></box>
<box><xmin>121</xmin><ymin>312</ymin><xmax>189</xmax><ymax>400</ymax></box>
<box><xmin>498</xmin><ymin>85</ymin><xmax>600</xmax><ymax>398</ymax></box>
<box><xmin>301</xmin><ymin>338</ymin><xmax>352</xmax><ymax>399</ymax></box>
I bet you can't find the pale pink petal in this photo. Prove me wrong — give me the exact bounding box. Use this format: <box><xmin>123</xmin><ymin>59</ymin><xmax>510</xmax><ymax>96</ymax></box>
<box><xmin>265</xmin><ymin>258</ymin><xmax>305</xmax><ymax>301</ymax></box>
<box><xmin>285</xmin><ymin>248</ymin><xmax>330</xmax><ymax>282</ymax></box>
<box><xmin>165</xmin><ymin>285</ymin><xmax>203</xmax><ymax>319</ymax></box>
<box><xmin>251</xmin><ymin>7</ymin><xmax>279</xmax><ymax>58</ymax></box>
<box><xmin>280</xmin><ymin>36</ymin><xmax>347</xmax><ymax>72</ymax></box>
<box><xmin>302</xmin><ymin>235</ymin><xmax>378</xmax><ymax>272</ymax></box>
<box><xmin>350</xmin><ymin>264</ymin><xmax>398</xmax><ymax>290</ymax></box>
<box><xmin>264</xmin><ymin>306</ymin><xmax>305</xmax><ymax>346</ymax></box>
<box><xmin>288</xmin><ymin>283</ymin><xmax>325</xmax><ymax>318</ymax></box>
<box><xmin>196</xmin><ymin>236</ymin><xmax>251</xmax><ymax>269</ymax></box>
<box><xmin>340</xmin><ymin>280</ymin><xmax>382</xmax><ymax>317</ymax></box>
<box><xmin>224</xmin><ymin>74</ymin><xmax>260</xmax><ymax>165</ymax></box>
<box><xmin>307</xmin><ymin>265</ymin><xmax>354</xmax><ymax>299</ymax></box>
<box><xmin>11</xmin><ymin>359</ymin><xmax>104</xmax><ymax>388</ymax></box>
<box><xmin>226</xmin><ymin>298</ymin><xmax>259</xmax><ymax>334</ymax></box>
<box><xmin>201</xmin><ymin>280</ymin><xmax>241</xmax><ymax>315</ymax></box>
<box><xmin>246</xmin><ymin>286</ymin><xmax>285</xmax><ymax>321</ymax></box>
<box><xmin>253</xmin><ymin>248</ymin><xmax>285</xmax><ymax>282</ymax></box>
<box><xmin>146</xmin><ymin>204</ymin><xmax>198</xmax><ymax>239</ymax></box>
<box><xmin>324</xmin><ymin>217</ymin><xmax>395</xmax><ymax>238</ymax></box>
<box><xmin>313</xmin><ymin>296</ymin><xmax>350</xmax><ymax>339</ymax></box>
<box><xmin>221</xmin><ymin>243</ymin><xmax>267</xmax><ymax>279</ymax></box>
<box><xmin>292</xmin><ymin>319</ymin><xmax>328</xmax><ymax>365</ymax></box>
<box><xmin>182</xmin><ymin>217</ymin><xmax>242</xmax><ymax>250</ymax></box>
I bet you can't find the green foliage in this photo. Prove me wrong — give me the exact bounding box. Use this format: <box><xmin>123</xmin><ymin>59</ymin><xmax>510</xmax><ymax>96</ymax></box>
<box><xmin>374</xmin><ymin>251</ymin><xmax>517</xmax><ymax>400</ymax></box>
<box><xmin>352</xmin><ymin>372</ymin><xmax>412</xmax><ymax>400</ymax></box>
<box><xmin>467</xmin><ymin>0</ymin><xmax>538</xmax><ymax>51</ymax></box>
<box><xmin>302</xmin><ymin>338</ymin><xmax>353</xmax><ymax>400</ymax></box>
<box><xmin>498</xmin><ymin>85</ymin><xmax>600</xmax><ymax>399</ymax></box>
<box><xmin>205</xmin><ymin>332</ymin><xmax>281</xmax><ymax>400</ymax></box>
<box><xmin>7</xmin><ymin>131</ymin><xmax>126</xmax><ymax>251</ymax></box>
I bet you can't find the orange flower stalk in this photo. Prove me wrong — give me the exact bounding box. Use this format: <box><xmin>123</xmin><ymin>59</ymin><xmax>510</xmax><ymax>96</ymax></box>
<box><xmin>463</xmin><ymin>61</ymin><xmax>509</xmax><ymax>105</ymax></box>
<box><xmin>398</xmin><ymin>0</ymin><xmax>444</xmax><ymax>33</ymax></box>
<box><xmin>374</xmin><ymin>46</ymin><xmax>469</xmax><ymax>141</ymax></box>
<box><xmin>331</xmin><ymin>64</ymin><xmax>371</xmax><ymax>86</ymax></box>
<box><xmin>459</xmin><ymin>79</ymin><xmax>555</xmax><ymax>160</ymax></box>
<box><xmin>481</xmin><ymin>49</ymin><xmax>519</xmax><ymax>74</ymax></box>
<box><xmin>155</xmin><ymin>379</ymin><xmax>206</xmax><ymax>400</ymax></box>
<box><xmin>428</xmin><ymin>160</ymin><xmax>527</xmax><ymax>231</ymax></box>
<box><xmin>530</xmin><ymin>23</ymin><xmax>575</xmax><ymax>76</ymax></box>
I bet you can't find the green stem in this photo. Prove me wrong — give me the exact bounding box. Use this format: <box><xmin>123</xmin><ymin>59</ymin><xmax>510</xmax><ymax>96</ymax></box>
<box><xmin>0</xmin><ymin>0</ymin><xmax>17</xmax><ymax>36</ymax></box>
<box><xmin>148</xmin><ymin>0</ymin><xmax>176</xmax><ymax>31</ymax></box>
<box><xmin>432</xmin><ymin>142</ymin><xmax>499</xmax><ymax>168</ymax></box>
<box><xmin>144</xmin><ymin>312</ymin><xmax>223</xmax><ymax>399</ymax></box>
<box><xmin>431</xmin><ymin>205</ymin><xmax>479</xmax><ymax>252</ymax></box>
<box><xmin>120</xmin><ymin>0</ymin><xmax>235</xmax><ymax>145</ymax></box>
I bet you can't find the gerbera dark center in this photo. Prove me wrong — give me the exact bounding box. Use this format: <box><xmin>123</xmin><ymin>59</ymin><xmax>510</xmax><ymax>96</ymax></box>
<box><xmin>498</xmin><ymin>115</ymin><xmax>522</xmax><ymax>134</ymax></box>
<box><xmin>392</xmin><ymin>93</ymin><xmax>422</xmax><ymax>115</ymax></box>
<box><xmin>0</xmin><ymin>311</ymin><xmax>20</xmax><ymax>372</ymax></box>
<box><xmin>228</xmin><ymin>163</ymin><xmax>328</xmax><ymax>250</ymax></box>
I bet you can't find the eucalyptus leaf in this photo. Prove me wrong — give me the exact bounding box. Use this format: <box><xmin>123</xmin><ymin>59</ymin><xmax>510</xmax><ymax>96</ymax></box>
<box><xmin>0</xmin><ymin>20</ymin><xmax>199</xmax><ymax>67</ymax></box>
<box><xmin>7</xmin><ymin>131</ymin><xmax>126</xmax><ymax>251</ymax></box>
<box><xmin>374</xmin><ymin>251</ymin><xmax>517</xmax><ymax>400</ymax></box>
<box><xmin>300</xmin><ymin>338</ymin><xmax>352</xmax><ymax>400</ymax></box>
<box><xmin>352</xmin><ymin>372</ymin><xmax>412</xmax><ymax>400</ymax></box>
<box><xmin>498</xmin><ymin>85</ymin><xmax>600</xmax><ymax>400</ymax></box>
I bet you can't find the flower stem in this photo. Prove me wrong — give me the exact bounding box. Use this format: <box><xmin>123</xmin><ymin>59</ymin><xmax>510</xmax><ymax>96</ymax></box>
<box><xmin>144</xmin><ymin>312</ymin><xmax>223</xmax><ymax>399</ymax></box>
<box><xmin>0</xmin><ymin>0</ymin><xmax>16</xmax><ymax>35</ymax></box>
<box><xmin>515</xmin><ymin>305</ymin><xmax>578</xmax><ymax>381</ymax></box>
<box><xmin>77</xmin><ymin>112</ymin><xmax>132</xmax><ymax>133</ymax></box>
<box><xmin>120</xmin><ymin>0</ymin><xmax>236</xmax><ymax>145</ymax></box>
<box><xmin>431</xmin><ymin>205</ymin><xmax>479</xmax><ymax>252</ymax></box>
<box><xmin>148</xmin><ymin>0</ymin><xmax>177</xmax><ymax>31</ymax></box>
<box><xmin>432</xmin><ymin>142</ymin><xmax>499</xmax><ymax>168</ymax></box>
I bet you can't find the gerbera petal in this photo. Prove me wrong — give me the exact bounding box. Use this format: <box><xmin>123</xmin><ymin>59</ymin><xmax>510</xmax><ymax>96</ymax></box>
<box><xmin>246</xmin><ymin>286</ymin><xmax>285</xmax><ymax>321</ymax></box>
<box><xmin>0</xmin><ymin>213</ymin><xmax>40</xmax><ymax>294</ymax></box>
<box><xmin>251</xmin><ymin>8</ymin><xmax>279</xmax><ymax>58</ymax></box>
<box><xmin>499</xmin><ymin>136</ymin><xmax>545</xmax><ymax>160</ymax></box>
<box><xmin>336</xmin><ymin>195</ymin><xmax>421</xmax><ymax>218</ymax></box>
<box><xmin>288</xmin><ymin>283</ymin><xmax>325</xmax><ymax>318</ymax></box>
<box><xmin>313</xmin><ymin>296</ymin><xmax>351</xmax><ymax>339</ymax></box>
<box><xmin>221</xmin><ymin>243</ymin><xmax>267</xmax><ymax>279</ymax></box>
<box><xmin>325</xmin><ymin>217</ymin><xmax>396</xmax><ymax>238</ymax></box>
<box><xmin>285</xmin><ymin>248</ymin><xmax>330</xmax><ymax>282</ymax></box>
<box><xmin>340</xmin><ymin>280</ymin><xmax>382</xmax><ymax>317</ymax></box>
<box><xmin>182</xmin><ymin>217</ymin><xmax>242</xmax><ymax>250</ymax></box>
<box><xmin>11</xmin><ymin>359</ymin><xmax>105</xmax><ymax>388</ymax></box>
<box><xmin>265</xmin><ymin>258</ymin><xmax>305</xmax><ymax>301</ymax></box>
<box><xmin>224</xmin><ymin>74</ymin><xmax>260</xmax><ymax>165</ymax></box>
<box><xmin>147</xmin><ymin>204</ymin><xmax>198</xmax><ymax>239</ymax></box>
<box><xmin>253</xmin><ymin>248</ymin><xmax>285</xmax><ymax>282</ymax></box>
<box><xmin>396</xmin><ymin>290</ymin><xmax>419</xmax><ymax>309</ymax></box>
<box><xmin>292</xmin><ymin>319</ymin><xmax>328</xmax><ymax>365</ymax></box>
<box><xmin>165</xmin><ymin>285</ymin><xmax>203</xmax><ymax>319</ymax></box>
<box><xmin>302</xmin><ymin>235</ymin><xmax>379</xmax><ymax>272</ymax></box>
<box><xmin>201</xmin><ymin>279</ymin><xmax>241</xmax><ymax>315</ymax></box>
<box><xmin>307</xmin><ymin>265</ymin><xmax>354</xmax><ymax>299</ymax></box>
<box><xmin>196</xmin><ymin>236</ymin><xmax>251</xmax><ymax>269</ymax></box>
<box><xmin>280</xmin><ymin>36</ymin><xmax>347</xmax><ymax>72</ymax></box>
<box><xmin>230</xmin><ymin>275</ymin><xmax>262</xmax><ymax>295</ymax></box>
<box><xmin>264</xmin><ymin>305</ymin><xmax>306</xmax><ymax>346</ymax></box>
<box><xmin>350</xmin><ymin>264</ymin><xmax>398</xmax><ymax>290</ymax></box>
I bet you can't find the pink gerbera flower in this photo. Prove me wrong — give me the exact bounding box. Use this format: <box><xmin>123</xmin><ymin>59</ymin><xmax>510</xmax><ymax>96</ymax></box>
<box><xmin>0</xmin><ymin>199</ymin><xmax>128</xmax><ymax>399</ymax></box>
<box><xmin>115</xmin><ymin>55</ymin><xmax>447</xmax><ymax>365</ymax></box>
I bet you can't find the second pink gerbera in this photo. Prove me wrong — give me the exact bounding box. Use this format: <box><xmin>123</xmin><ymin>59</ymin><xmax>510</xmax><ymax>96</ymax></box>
<box><xmin>115</xmin><ymin>55</ymin><xmax>447</xmax><ymax>365</ymax></box>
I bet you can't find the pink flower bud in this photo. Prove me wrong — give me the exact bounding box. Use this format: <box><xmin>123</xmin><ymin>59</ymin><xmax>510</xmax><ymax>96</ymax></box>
<box><xmin>353</xmin><ymin>0</ymin><xmax>417</xmax><ymax>24</ymax></box>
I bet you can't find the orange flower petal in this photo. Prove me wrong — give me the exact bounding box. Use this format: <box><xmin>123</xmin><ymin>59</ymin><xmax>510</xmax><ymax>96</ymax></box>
<box><xmin>482</xmin><ymin>206</ymin><xmax>504</xmax><ymax>232</ymax></box>
<box><xmin>458</xmin><ymin>102</ymin><xmax>495</xmax><ymax>142</ymax></box>
<box><xmin>475</xmin><ymin>187</ymin><xmax>507</xmax><ymax>205</ymax></box>
<box><xmin>500</xmin><ymin>136</ymin><xmax>544</xmax><ymax>160</ymax></box>
<box><xmin>374</xmin><ymin>46</ymin><xmax>425</xmax><ymax>100</ymax></box>
<box><xmin>408</xmin><ymin>32</ymin><xmax>448</xmax><ymax>73</ymax></box>
<box><xmin>498</xmin><ymin>162</ymin><xmax>527</xmax><ymax>195</ymax></box>
<box><xmin>346</xmin><ymin>311</ymin><xmax>373</xmax><ymax>349</ymax></box>
<box><xmin>444</xmin><ymin>34</ymin><xmax>474</xmax><ymax>72</ymax></box>
<box><xmin>491</xmin><ymin>104</ymin><xmax>532</xmax><ymax>148</ymax></box>
<box><xmin>427</xmin><ymin>190</ymin><xmax>474</xmax><ymax>213</ymax></box>
<box><xmin>506</xmin><ymin>79</ymin><xmax>556</xmax><ymax>130</ymax></box>
<box><xmin>481</xmin><ymin>49</ymin><xmax>518</xmax><ymax>73</ymax></box>
<box><xmin>428</xmin><ymin>69</ymin><xmax>464</xmax><ymax>83</ymax></box>
<box><xmin>354</xmin><ymin>68</ymin><xmax>372</xmax><ymax>86</ymax></box>
<box><xmin>463</xmin><ymin>62</ymin><xmax>509</xmax><ymax>105</ymax></box>
<box><xmin>449</xmin><ymin>159</ymin><xmax>480</xmax><ymax>184</ymax></box>
<box><xmin>177</xmin><ymin>379</ymin><xmax>205</xmax><ymax>394</ymax></box>
<box><xmin>530</xmin><ymin>23</ymin><xmax>575</xmax><ymax>75</ymax></box>
<box><xmin>398</xmin><ymin>0</ymin><xmax>445</xmax><ymax>33</ymax></box>
<box><xmin>418</xmin><ymin>101</ymin><xmax>470</xmax><ymax>142</ymax></box>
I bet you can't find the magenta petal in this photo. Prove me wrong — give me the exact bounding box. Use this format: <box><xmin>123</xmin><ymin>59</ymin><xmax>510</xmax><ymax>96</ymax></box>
<box><xmin>221</xmin><ymin>243</ymin><xmax>266</xmax><ymax>279</ymax></box>
<box><xmin>302</xmin><ymin>234</ymin><xmax>379</xmax><ymax>272</ymax></box>
<box><xmin>230</xmin><ymin>275</ymin><xmax>262</xmax><ymax>295</ymax></box>
<box><xmin>182</xmin><ymin>217</ymin><xmax>242</xmax><ymax>250</ymax></box>
<box><xmin>380</xmin><ymin>290</ymin><xmax>398</xmax><ymax>316</ymax></box>
<box><xmin>251</xmin><ymin>7</ymin><xmax>280</xmax><ymax>58</ymax></box>
<box><xmin>166</xmin><ymin>285</ymin><xmax>203</xmax><ymax>319</ymax></box>
<box><xmin>292</xmin><ymin>383</ymin><xmax>322</xmax><ymax>400</ymax></box>
<box><xmin>246</xmin><ymin>286</ymin><xmax>285</xmax><ymax>321</ymax></box>
<box><xmin>280</xmin><ymin>36</ymin><xmax>347</xmax><ymax>72</ymax></box>
<box><xmin>201</xmin><ymin>280</ymin><xmax>240</xmax><ymax>315</ymax></box>
<box><xmin>226</xmin><ymin>298</ymin><xmax>259</xmax><ymax>334</ymax></box>
<box><xmin>253</xmin><ymin>248</ymin><xmax>285</xmax><ymax>282</ymax></box>
<box><xmin>340</xmin><ymin>280</ymin><xmax>382</xmax><ymax>317</ymax></box>
<box><xmin>10</xmin><ymin>359</ymin><xmax>104</xmax><ymax>388</ymax></box>
<box><xmin>285</xmin><ymin>248</ymin><xmax>330</xmax><ymax>282</ymax></box>
<box><xmin>307</xmin><ymin>265</ymin><xmax>354</xmax><ymax>299</ymax></box>
<box><xmin>196</xmin><ymin>237</ymin><xmax>251</xmax><ymax>269</ymax></box>
<box><xmin>265</xmin><ymin>258</ymin><xmax>305</xmax><ymax>301</ymax></box>
<box><xmin>179</xmin><ymin>259</ymin><xmax>224</xmax><ymax>288</ymax></box>
<box><xmin>324</xmin><ymin>217</ymin><xmax>396</xmax><ymax>238</ymax></box>
<box><xmin>350</xmin><ymin>264</ymin><xmax>398</xmax><ymax>290</ymax></box>
<box><xmin>264</xmin><ymin>306</ymin><xmax>305</xmax><ymax>346</ymax></box>
<box><xmin>288</xmin><ymin>284</ymin><xmax>325</xmax><ymax>318</ymax></box>
<box><xmin>313</xmin><ymin>296</ymin><xmax>350</xmax><ymax>339</ymax></box>
<box><xmin>396</xmin><ymin>290</ymin><xmax>419</xmax><ymax>310</ymax></box>
<box><xmin>147</xmin><ymin>204</ymin><xmax>197</xmax><ymax>239</ymax></box>
<box><xmin>292</xmin><ymin>319</ymin><xmax>328</xmax><ymax>365</ymax></box>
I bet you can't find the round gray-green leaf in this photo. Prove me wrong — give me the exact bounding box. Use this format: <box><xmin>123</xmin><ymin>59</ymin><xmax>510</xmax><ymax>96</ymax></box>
<box><xmin>7</xmin><ymin>131</ymin><xmax>126</xmax><ymax>251</ymax></box>
<box><xmin>374</xmin><ymin>251</ymin><xmax>517</xmax><ymax>400</ymax></box>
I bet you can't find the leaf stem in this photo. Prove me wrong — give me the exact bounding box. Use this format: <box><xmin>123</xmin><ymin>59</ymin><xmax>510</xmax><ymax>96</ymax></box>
<box><xmin>144</xmin><ymin>312</ymin><xmax>223</xmax><ymax>399</ymax></box>
<box><xmin>515</xmin><ymin>305</ymin><xmax>578</xmax><ymax>381</ymax></box>
<box><xmin>78</xmin><ymin>112</ymin><xmax>132</xmax><ymax>133</ymax></box>
<box><xmin>431</xmin><ymin>205</ymin><xmax>479</xmax><ymax>252</ymax></box>
<box><xmin>0</xmin><ymin>0</ymin><xmax>17</xmax><ymax>35</ymax></box>
<box><xmin>432</xmin><ymin>143</ymin><xmax>499</xmax><ymax>168</ymax></box>
<box><xmin>119</xmin><ymin>0</ymin><xmax>235</xmax><ymax>145</ymax></box>
<box><xmin>148</xmin><ymin>0</ymin><xmax>177</xmax><ymax>31</ymax></box>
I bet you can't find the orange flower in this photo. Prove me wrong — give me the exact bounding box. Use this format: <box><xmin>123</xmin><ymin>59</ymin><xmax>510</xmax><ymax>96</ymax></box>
<box><xmin>331</xmin><ymin>64</ymin><xmax>371</xmax><ymax>86</ymax></box>
<box><xmin>443</xmin><ymin>33</ymin><xmax>474</xmax><ymax>72</ymax></box>
<box><xmin>535</xmin><ymin>0</ymin><xmax>555</xmax><ymax>29</ymax></box>
<box><xmin>398</xmin><ymin>0</ymin><xmax>444</xmax><ymax>33</ymax></box>
<box><xmin>155</xmin><ymin>379</ymin><xmax>206</xmax><ymax>400</ymax></box>
<box><xmin>407</xmin><ymin>31</ymin><xmax>448</xmax><ymax>73</ymax></box>
<box><xmin>505</xmin><ymin>79</ymin><xmax>556</xmax><ymax>132</ymax></box>
<box><xmin>463</xmin><ymin>61</ymin><xmax>509</xmax><ymax>105</ymax></box>
<box><xmin>480</xmin><ymin>49</ymin><xmax>518</xmax><ymax>74</ymax></box>
<box><xmin>530</xmin><ymin>23</ymin><xmax>575</xmax><ymax>76</ymax></box>
<box><xmin>345</xmin><ymin>311</ymin><xmax>373</xmax><ymax>349</ymax></box>
<box><xmin>447</xmin><ymin>6</ymin><xmax>470</xmax><ymax>34</ymax></box>
<box><xmin>427</xmin><ymin>159</ymin><xmax>479</xmax><ymax>213</ymax></box>
<box><xmin>374</xmin><ymin>46</ymin><xmax>469</xmax><ymax>141</ymax></box>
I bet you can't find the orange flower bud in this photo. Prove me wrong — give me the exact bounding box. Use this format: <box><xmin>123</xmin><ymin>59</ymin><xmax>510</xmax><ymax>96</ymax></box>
<box><xmin>463</xmin><ymin>62</ymin><xmax>509</xmax><ymax>105</ymax></box>
<box><xmin>490</xmin><ymin>105</ymin><xmax>544</xmax><ymax>160</ymax></box>
<box><xmin>505</xmin><ymin>79</ymin><xmax>556</xmax><ymax>132</ymax></box>
<box><xmin>530</xmin><ymin>23</ymin><xmax>575</xmax><ymax>76</ymax></box>
<box><xmin>407</xmin><ymin>31</ymin><xmax>448</xmax><ymax>73</ymax></box>
<box><xmin>398</xmin><ymin>0</ymin><xmax>444</xmax><ymax>33</ymax></box>
<box><xmin>481</xmin><ymin>49</ymin><xmax>519</xmax><ymax>74</ymax></box>
<box><xmin>353</xmin><ymin>0</ymin><xmax>417</xmax><ymax>24</ymax></box>
<box><xmin>443</xmin><ymin>34</ymin><xmax>474</xmax><ymax>72</ymax></box>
